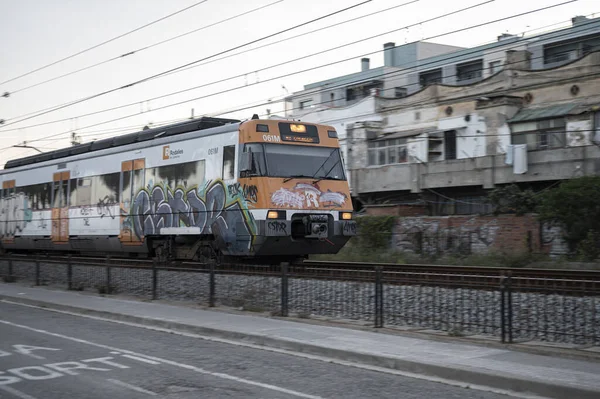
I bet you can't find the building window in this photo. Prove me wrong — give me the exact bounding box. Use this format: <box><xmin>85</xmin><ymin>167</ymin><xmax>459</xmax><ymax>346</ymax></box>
<box><xmin>489</xmin><ymin>60</ymin><xmax>502</xmax><ymax>74</ymax></box>
<box><xmin>594</xmin><ymin>112</ymin><xmax>600</xmax><ymax>143</ymax></box>
<box><xmin>419</xmin><ymin>69</ymin><xmax>442</xmax><ymax>88</ymax></box>
<box><xmin>367</xmin><ymin>138</ymin><xmax>408</xmax><ymax>166</ymax></box>
<box><xmin>394</xmin><ymin>87</ymin><xmax>407</xmax><ymax>98</ymax></box>
<box><xmin>299</xmin><ymin>99</ymin><xmax>312</xmax><ymax>110</ymax></box>
<box><xmin>346</xmin><ymin>88</ymin><xmax>356</xmax><ymax>101</ymax></box>
<box><xmin>444</xmin><ymin>130</ymin><xmax>457</xmax><ymax>160</ymax></box>
<box><xmin>456</xmin><ymin>60</ymin><xmax>483</xmax><ymax>82</ymax></box>
<box><xmin>511</xmin><ymin>118</ymin><xmax>567</xmax><ymax>150</ymax></box>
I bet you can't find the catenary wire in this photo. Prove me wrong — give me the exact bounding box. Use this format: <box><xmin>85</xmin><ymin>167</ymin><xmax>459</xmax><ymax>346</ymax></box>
<box><xmin>0</xmin><ymin>0</ymin><xmax>210</xmax><ymax>87</ymax></box>
<box><xmin>0</xmin><ymin>0</ymin><xmax>373</xmax><ymax>129</ymax></box>
<box><xmin>0</xmin><ymin>0</ymin><xmax>499</xmax><ymax>136</ymax></box>
<box><xmin>0</xmin><ymin>1</ymin><xmax>588</xmax><ymax>150</ymax></box>
<box><xmin>5</xmin><ymin>0</ymin><xmax>286</xmax><ymax>97</ymax></box>
<box><xmin>6</xmin><ymin>0</ymin><xmax>583</xmax><ymax>136</ymax></box>
<box><xmin>1</xmin><ymin>0</ymin><xmax>417</xmax><ymax>127</ymax></box>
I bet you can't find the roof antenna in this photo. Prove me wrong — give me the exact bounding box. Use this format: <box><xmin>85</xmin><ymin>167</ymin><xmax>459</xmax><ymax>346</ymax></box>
<box><xmin>252</xmin><ymin>114</ymin><xmax>259</xmax><ymax>120</ymax></box>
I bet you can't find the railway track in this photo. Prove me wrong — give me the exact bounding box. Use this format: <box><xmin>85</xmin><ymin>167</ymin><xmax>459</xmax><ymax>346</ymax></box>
<box><xmin>4</xmin><ymin>254</ymin><xmax>600</xmax><ymax>295</ymax></box>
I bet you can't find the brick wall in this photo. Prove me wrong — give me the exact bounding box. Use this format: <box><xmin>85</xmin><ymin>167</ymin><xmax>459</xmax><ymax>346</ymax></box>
<box><xmin>393</xmin><ymin>214</ymin><xmax>567</xmax><ymax>256</ymax></box>
<box><xmin>365</xmin><ymin>205</ymin><xmax>427</xmax><ymax>217</ymax></box>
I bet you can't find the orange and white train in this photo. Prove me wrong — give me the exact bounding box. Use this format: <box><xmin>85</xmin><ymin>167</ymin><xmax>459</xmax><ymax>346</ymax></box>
<box><xmin>0</xmin><ymin>116</ymin><xmax>356</xmax><ymax>263</ymax></box>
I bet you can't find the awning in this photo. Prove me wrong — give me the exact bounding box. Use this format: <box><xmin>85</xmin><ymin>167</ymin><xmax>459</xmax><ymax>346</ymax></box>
<box><xmin>508</xmin><ymin>103</ymin><xmax>582</xmax><ymax>123</ymax></box>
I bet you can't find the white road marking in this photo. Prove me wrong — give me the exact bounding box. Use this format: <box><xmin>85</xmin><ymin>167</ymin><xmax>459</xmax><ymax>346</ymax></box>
<box><xmin>107</xmin><ymin>378</ymin><xmax>158</xmax><ymax>396</ymax></box>
<box><xmin>0</xmin><ymin>319</ymin><xmax>324</xmax><ymax>399</ymax></box>
<box><xmin>45</xmin><ymin>361</ymin><xmax>110</xmax><ymax>375</ymax></box>
<box><xmin>12</xmin><ymin>345</ymin><xmax>60</xmax><ymax>360</ymax></box>
<box><xmin>0</xmin><ymin>385</ymin><xmax>38</xmax><ymax>399</ymax></box>
<box><xmin>7</xmin><ymin>366</ymin><xmax>63</xmax><ymax>381</ymax></box>
<box><xmin>121</xmin><ymin>354</ymin><xmax>161</xmax><ymax>365</ymax></box>
<box><xmin>0</xmin><ymin>299</ymin><xmax>549</xmax><ymax>399</ymax></box>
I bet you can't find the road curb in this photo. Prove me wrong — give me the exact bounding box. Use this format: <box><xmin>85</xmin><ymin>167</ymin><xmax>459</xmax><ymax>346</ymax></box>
<box><xmin>2</xmin><ymin>293</ymin><xmax>599</xmax><ymax>399</ymax></box>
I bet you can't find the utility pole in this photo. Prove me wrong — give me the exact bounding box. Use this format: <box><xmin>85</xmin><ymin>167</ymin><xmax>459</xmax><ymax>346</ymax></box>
<box><xmin>70</xmin><ymin>132</ymin><xmax>81</xmax><ymax>146</ymax></box>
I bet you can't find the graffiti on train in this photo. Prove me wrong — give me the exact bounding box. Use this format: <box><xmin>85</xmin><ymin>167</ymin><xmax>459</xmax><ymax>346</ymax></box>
<box><xmin>0</xmin><ymin>192</ymin><xmax>32</xmax><ymax>238</ymax></box>
<box><xmin>129</xmin><ymin>180</ymin><xmax>255</xmax><ymax>253</ymax></box>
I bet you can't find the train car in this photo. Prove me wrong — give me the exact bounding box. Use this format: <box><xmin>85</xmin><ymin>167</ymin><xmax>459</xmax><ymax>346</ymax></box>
<box><xmin>0</xmin><ymin>116</ymin><xmax>356</xmax><ymax>263</ymax></box>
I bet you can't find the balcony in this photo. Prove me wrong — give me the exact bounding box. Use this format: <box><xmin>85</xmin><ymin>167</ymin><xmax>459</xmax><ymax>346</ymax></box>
<box><xmin>352</xmin><ymin>145</ymin><xmax>600</xmax><ymax>194</ymax></box>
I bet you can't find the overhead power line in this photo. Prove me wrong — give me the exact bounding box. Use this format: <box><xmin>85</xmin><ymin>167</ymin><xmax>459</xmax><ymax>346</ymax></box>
<box><xmin>213</xmin><ymin>38</ymin><xmax>600</xmax><ymax>122</ymax></box>
<box><xmin>0</xmin><ymin>0</ymin><xmax>585</xmax><ymax>154</ymax></box>
<box><xmin>6</xmin><ymin>0</ymin><xmax>286</xmax><ymax>97</ymax></box>
<box><xmin>1</xmin><ymin>0</ymin><xmax>419</xmax><ymax>129</ymax></box>
<box><xmin>0</xmin><ymin>0</ymin><xmax>209</xmax><ymax>87</ymax></box>
<box><xmin>0</xmin><ymin>0</ymin><xmax>373</xmax><ymax>129</ymax></box>
<box><xmin>19</xmin><ymin>0</ymin><xmax>578</xmax><ymax>145</ymax></box>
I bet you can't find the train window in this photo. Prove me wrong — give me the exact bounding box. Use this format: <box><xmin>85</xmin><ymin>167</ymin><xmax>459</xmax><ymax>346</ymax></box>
<box><xmin>74</xmin><ymin>178</ymin><xmax>92</xmax><ymax>206</ymax></box>
<box><xmin>241</xmin><ymin>144</ymin><xmax>266</xmax><ymax>177</ymax></box>
<box><xmin>223</xmin><ymin>145</ymin><xmax>235</xmax><ymax>180</ymax></box>
<box><xmin>69</xmin><ymin>179</ymin><xmax>78</xmax><ymax>207</ymax></box>
<box><xmin>153</xmin><ymin>160</ymin><xmax>205</xmax><ymax>191</ymax></box>
<box><xmin>52</xmin><ymin>181</ymin><xmax>68</xmax><ymax>208</ymax></box>
<box><xmin>121</xmin><ymin>170</ymin><xmax>132</xmax><ymax>204</ymax></box>
<box><xmin>94</xmin><ymin>173</ymin><xmax>120</xmax><ymax>205</ymax></box>
<box><xmin>21</xmin><ymin>183</ymin><xmax>51</xmax><ymax>210</ymax></box>
<box><xmin>133</xmin><ymin>169</ymin><xmax>145</xmax><ymax>199</ymax></box>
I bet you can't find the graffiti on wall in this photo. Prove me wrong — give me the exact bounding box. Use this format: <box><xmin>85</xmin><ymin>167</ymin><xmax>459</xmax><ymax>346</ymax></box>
<box><xmin>271</xmin><ymin>182</ymin><xmax>347</xmax><ymax>208</ymax></box>
<box><xmin>395</xmin><ymin>217</ymin><xmax>500</xmax><ymax>255</ymax></box>
<box><xmin>541</xmin><ymin>222</ymin><xmax>569</xmax><ymax>256</ymax></box>
<box><xmin>0</xmin><ymin>193</ymin><xmax>32</xmax><ymax>239</ymax></box>
<box><xmin>124</xmin><ymin>180</ymin><xmax>255</xmax><ymax>254</ymax></box>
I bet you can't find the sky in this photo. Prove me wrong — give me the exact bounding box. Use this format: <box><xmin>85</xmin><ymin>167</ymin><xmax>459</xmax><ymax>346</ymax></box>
<box><xmin>0</xmin><ymin>0</ymin><xmax>598</xmax><ymax>167</ymax></box>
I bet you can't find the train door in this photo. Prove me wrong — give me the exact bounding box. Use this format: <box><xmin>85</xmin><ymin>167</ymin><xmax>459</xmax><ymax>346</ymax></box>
<box><xmin>51</xmin><ymin>171</ymin><xmax>70</xmax><ymax>243</ymax></box>
<box><xmin>1</xmin><ymin>180</ymin><xmax>15</xmax><ymax>243</ymax></box>
<box><xmin>119</xmin><ymin>158</ymin><xmax>145</xmax><ymax>245</ymax></box>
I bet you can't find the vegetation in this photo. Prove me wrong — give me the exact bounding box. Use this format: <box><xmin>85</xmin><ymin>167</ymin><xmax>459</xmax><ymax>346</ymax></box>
<box><xmin>537</xmin><ymin>176</ymin><xmax>600</xmax><ymax>261</ymax></box>
<box><xmin>350</xmin><ymin>215</ymin><xmax>397</xmax><ymax>251</ymax></box>
<box><xmin>314</xmin><ymin>177</ymin><xmax>600</xmax><ymax>266</ymax></box>
<box><xmin>488</xmin><ymin>184</ymin><xmax>538</xmax><ymax>216</ymax></box>
<box><xmin>313</xmin><ymin>247</ymin><xmax>554</xmax><ymax>268</ymax></box>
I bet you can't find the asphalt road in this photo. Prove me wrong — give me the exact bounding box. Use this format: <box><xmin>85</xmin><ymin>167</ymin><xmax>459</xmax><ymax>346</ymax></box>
<box><xmin>0</xmin><ymin>301</ymin><xmax>516</xmax><ymax>399</ymax></box>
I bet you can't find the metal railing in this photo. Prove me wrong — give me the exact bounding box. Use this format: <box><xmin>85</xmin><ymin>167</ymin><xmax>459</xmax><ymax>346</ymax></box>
<box><xmin>0</xmin><ymin>257</ymin><xmax>597</xmax><ymax>345</ymax></box>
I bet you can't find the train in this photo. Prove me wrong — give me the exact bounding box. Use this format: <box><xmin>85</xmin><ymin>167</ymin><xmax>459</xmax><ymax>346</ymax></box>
<box><xmin>0</xmin><ymin>116</ymin><xmax>356</xmax><ymax>264</ymax></box>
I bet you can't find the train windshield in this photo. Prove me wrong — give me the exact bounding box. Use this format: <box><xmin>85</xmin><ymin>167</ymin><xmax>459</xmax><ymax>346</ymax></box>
<box><xmin>243</xmin><ymin>143</ymin><xmax>346</xmax><ymax>180</ymax></box>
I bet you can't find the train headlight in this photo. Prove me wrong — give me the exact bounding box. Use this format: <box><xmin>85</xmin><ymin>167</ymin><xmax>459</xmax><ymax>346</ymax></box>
<box><xmin>340</xmin><ymin>212</ymin><xmax>352</xmax><ymax>220</ymax></box>
<box><xmin>267</xmin><ymin>210</ymin><xmax>285</xmax><ymax>219</ymax></box>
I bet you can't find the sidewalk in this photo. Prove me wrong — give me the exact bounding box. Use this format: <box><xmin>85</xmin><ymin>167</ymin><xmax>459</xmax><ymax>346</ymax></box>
<box><xmin>1</xmin><ymin>282</ymin><xmax>599</xmax><ymax>399</ymax></box>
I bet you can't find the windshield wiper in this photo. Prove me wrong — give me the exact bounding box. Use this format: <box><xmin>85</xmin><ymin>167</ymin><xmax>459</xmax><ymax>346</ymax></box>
<box><xmin>283</xmin><ymin>175</ymin><xmax>312</xmax><ymax>183</ymax></box>
<box><xmin>310</xmin><ymin>148</ymin><xmax>337</xmax><ymax>183</ymax></box>
<box><xmin>313</xmin><ymin>157</ymin><xmax>343</xmax><ymax>184</ymax></box>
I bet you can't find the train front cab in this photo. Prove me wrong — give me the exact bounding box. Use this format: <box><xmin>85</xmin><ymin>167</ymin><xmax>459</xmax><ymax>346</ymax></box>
<box><xmin>237</xmin><ymin>120</ymin><xmax>357</xmax><ymax>259</ymax></box>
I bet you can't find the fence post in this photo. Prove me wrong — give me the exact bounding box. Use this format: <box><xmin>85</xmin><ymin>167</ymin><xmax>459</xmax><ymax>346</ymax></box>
<box><xmin>375</xmin><ymin>266</ymin><xmax>384</xmax><ymax>328</ymax></box>
<box><xmin>105</xmin><ymin>255</ymin><xmax>111</xmax><ymax>294</ymax></box>
<box><xmin>152</xmin><ymin>258</ymin><xmax>158</xmax><ymax>300</ymax></box>
<box><xmin>500</xmin><ymin>274</ymin><xmax>506</xmax><ymax>343</ymax></box>
<box><xmin>281</xmin><ymin>262</ymin><xmax>289</xmax><ymax>317</ymax></box>
<box><xmin>67</xmin><ymin>254</ymin><xmax>73</xmax><ymax>290</ymax></box>
<box><xmin>506</xmin><ymin>272</ymin><xmax>513</xmax><ymax>343</ymax></box>
<box><xmin>7</xmin><ymin>258</ymin><xmax>13</xmax><ymax>282</ymax></box>
<box><xmin>35</xmin><ymin>256</ymin><xmax>40</xmax><ymax>286</ymax></box>
<box><xmin>208</xmin><ymin>262</ymin><xmax>216</xmax><ymax>307</ymax></box>
<box><xmin>500</xmin><ymin>272</ymin><xmax>514</xmax><ymax>344</ymax></box>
